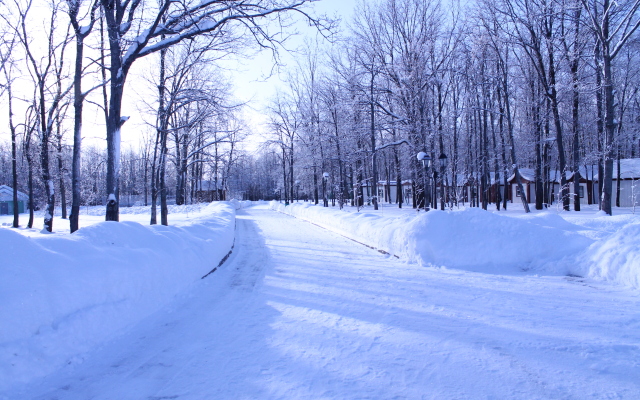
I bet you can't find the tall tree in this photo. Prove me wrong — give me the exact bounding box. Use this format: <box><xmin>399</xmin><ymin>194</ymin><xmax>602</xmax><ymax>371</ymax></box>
<box><xmin>10</xmin><ymin>0</ymin><xmax>73</xmax><ymax>232</ymax></box>
<box><xmin>67</xmin><ymin>0</ymin><xmax>99</xmax><ymax>233</ymax></box>
<box><xmin>581</xmin><ymin>0</ymin><xmax>640</xmax><ymax>215</ymax></box>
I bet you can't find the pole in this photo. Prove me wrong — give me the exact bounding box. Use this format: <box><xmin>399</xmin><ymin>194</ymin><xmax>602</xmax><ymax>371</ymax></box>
<box><xmin>323</xmin><ymin>178</ymin><xmax>327</xmax><ymax>207</ymax></box>
<box><xmin>440</xmin><ymin>163</ymin><xmax>445</xmax><ymax>210</ymax></box>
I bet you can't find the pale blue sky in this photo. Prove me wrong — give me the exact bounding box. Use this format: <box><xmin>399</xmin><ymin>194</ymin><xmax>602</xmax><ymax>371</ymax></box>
<box><xmin>229</xmin><ymin>0</ymin><xmax>358</xmax><ymax>150</ymax></box>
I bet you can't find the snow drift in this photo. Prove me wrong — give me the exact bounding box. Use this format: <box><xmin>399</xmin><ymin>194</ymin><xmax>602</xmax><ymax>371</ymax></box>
<box><xmin>272</xmin><ymin>202</ymin><xmax>640</xmax><ymax>288</ymax></box>
<box><xmin>272</xmin><ymin>203</ymin><xmax>593</xmax><ymax>273</ymax></box>
<box><xmin>271</xmin><ymin>202</ymin><xmax>595</xmax><ymax>275</ymax></box>
<box><xmin>580</xmin><ymin>222</ymin><xmax>640</xmax><ymax>288</ymax></box>
<box><xmin>0</xmin><ymin>202</ymin><xmax>235</xmax><ymax>389</ymax></box>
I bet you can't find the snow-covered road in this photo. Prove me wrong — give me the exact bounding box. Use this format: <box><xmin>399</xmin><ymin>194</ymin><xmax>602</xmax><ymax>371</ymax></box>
<box><xmin>10</xmin><ymin>207</ymin><xmax>640</xmax><ymax>399</ymax></box>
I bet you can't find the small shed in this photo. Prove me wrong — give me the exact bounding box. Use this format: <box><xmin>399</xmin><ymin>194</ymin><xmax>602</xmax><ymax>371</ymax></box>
<box><xmin>378</xmin><ymin>180</ymin><xmax>413</xmax><ymax>204</ymax></box>
<box><xmin>551</xmin><ymin>167</ymin><xmax>594</xmax><ymax>206</ymax></box>
<box><xmin>507</xmin><ymin>168</ymin><xmax>537</xmax><ymax>204</ymax></box>
<box><xmin>194</xmin><ymin>180</ymin><xmax>226</xmax><ymax>202</ymax></box>
<box><xmin>453</xmin><ymin>173</ymin><xmax>507</xmax><ymax>205</ymax></box>
<box><xmin>356</xmin><ymin>180</ymin><xmax>413</xmax><ymax>205</ymax></box>
<box><xmin>0</xmin><ymin>185</ymin><xmax>28</xmax><ymax>215</ymax></box>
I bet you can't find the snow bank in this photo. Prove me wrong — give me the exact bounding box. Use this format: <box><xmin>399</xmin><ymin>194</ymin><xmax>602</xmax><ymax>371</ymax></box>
<box><xmin>580</xmin><ymin>222</ymin><xmax>640</xmax><ymax>289</ymax></box>
<box><xmin>271</xmin><ymin>202</ymin><xmax>593</xmax><ymax>275</ymax></box>
<box><xmin>228</xmin><ymin>199</ymin><xmax>258</xmax><ymax>209</ymax></box>
<box><xmin>0</xmin><ymin>202</ymin><xmax>235</xmax><ymax>389</ymax></box>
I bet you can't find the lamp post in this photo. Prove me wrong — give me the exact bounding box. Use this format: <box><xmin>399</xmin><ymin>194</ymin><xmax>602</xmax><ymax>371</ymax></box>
<box><xmin>295</xmin><ymin>180</ymin><xmax>300</xmax><ymax>202</ymax></box>
<box><xmin>322</xmin><ymin>172</ymin><xmax>329</xmax><ymax>207</ymax></box>
<box><xmin>416</xmin><ymin>152</ymin><xmax>431</xmax><ymax>211</ymax></box>
<box><xmin>439</xmin><ymin>153</ymin><xmax>448</xmax><ymax>210</ymax></box>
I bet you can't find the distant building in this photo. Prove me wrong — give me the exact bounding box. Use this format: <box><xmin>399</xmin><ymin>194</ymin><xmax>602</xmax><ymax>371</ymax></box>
<box><xmin>506</xmin><ymin>168</ymin><xmax>594</xmax><ymax>206</ymax></box>
<box><xmin>0</xmin><ymin>185</ymin><xmax>28</xmax><ymax>215</ymax></box>
<box><xmin>355</xmin><ymin>180</ymin><xmax>413</xmax><ymax>205</ymax></box>
<box><xmin>593</xmin><ymin>158</ymin><xmax>640</xmax><ymax>207</ymax></box>
<box><xmin>195</xmin><ymin>180</ymin><xmax>226</xmax><ymax>202</ymax></box>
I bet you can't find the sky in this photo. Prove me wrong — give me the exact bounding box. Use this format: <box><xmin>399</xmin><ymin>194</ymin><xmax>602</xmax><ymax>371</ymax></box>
<box><xmin>204</xmin><ymin>0</ymin><xmax>358</xmax><ymax>153</ymax></box>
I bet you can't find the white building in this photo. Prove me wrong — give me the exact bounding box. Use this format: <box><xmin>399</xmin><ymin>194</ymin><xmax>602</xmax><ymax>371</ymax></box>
<box><xmin>593</xmin><ymin>158</ymin><xmax>640</xmax><ymax>207</ymax></box>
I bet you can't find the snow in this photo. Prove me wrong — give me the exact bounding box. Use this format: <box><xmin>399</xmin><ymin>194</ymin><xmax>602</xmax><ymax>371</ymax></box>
<box><xmin>0</xmin><ymin>202</ymin><xmax>235</xmax><ymax>390</ymax></box>
<box><xmin>580</xmin><ymin>222</ymin><xmax>640</xmax><ymax>288</ymax></box>
<box><xmin>271</xmin><ymin>201</ymin><xmax>640</xmax><ymax>288</ymax></box>
<box><xmin>1</xmin><ymin>201</ymin><xmax>640</xmax><ymax>398</ymax></box>
<box><xmin>78</xmin><ymin>25</ymin><xmax>91</xmax><ymax>37</ymax></box>
<box><xmin>593</xmin><ymin>158</ymin><xmax>640</xmax><ymax>180</ymax></box>
<box><xmin>0</xmin><ymin>185</ymin><xmax>28</xmax><ymax>201</ymax></box>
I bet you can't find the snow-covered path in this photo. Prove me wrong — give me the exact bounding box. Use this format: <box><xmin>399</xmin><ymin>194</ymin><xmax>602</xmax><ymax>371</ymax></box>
<box><xmin>9</xmin><ymin>207</ymin><xmax>640</xmax><ymax>399</ymax></box>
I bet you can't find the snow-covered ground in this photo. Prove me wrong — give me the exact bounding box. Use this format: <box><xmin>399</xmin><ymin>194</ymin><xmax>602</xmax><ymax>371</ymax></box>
<box><xmin>0</xmin><ymin>203</ymin><xmax>235</xmax><ymax>391</ymax></box>
<box><xmin>1</xmin><ymin>201</ymin><xmax>640</xmax><ymax>399</ymax></box>
<box><xmin>0</xmin><ymin>203</ymin><xmax>213</xmax><ymax>237</ymax></box>
<box><xmin>272</xmin><ymin>201</ymin><xmax>640</xmax><ymax>289</ymax></box>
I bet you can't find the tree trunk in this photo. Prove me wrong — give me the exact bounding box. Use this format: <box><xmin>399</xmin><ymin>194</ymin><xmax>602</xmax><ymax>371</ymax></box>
<box><xmin>370</xmin><ymin>74</ymin><xmax>378</xmax><ymax>211</ymax></box>
<box><xmin>57</xmin><ymin>136</ymin><xmax>67</xmax><ymax>219</ymax></box>
<box><xmin>547</xmin><ymin>47</ymin><xmax>570</xmax><ymax>211</ymax></box>
<box><xmin>102</xmin><ymin>1</ymin><xmax>127</xmax><ymax>222</ymax></box>
<box><xmin>313</xmin><ymin>165</ymin><xmax>318</xmax><ymax>204</ymax></box>
<box><xmin>534</xmin><ymin>90</ymin><xmax>544</xmax><ymax>210</ymax></box>
<box><xmin>8</xmin><ymin>83</ymin><xmax>19</xmax><ymax>228</ymax></box>
<box><xmin>601</xmin><ymin>43</ymin><xmax>616</xmax><ymax>215</ymax></box>
<box><xmin>39</xmin><ymin>85</ymin><xmax>55</xmax><ymax>232</ymax></box>
<box><xmin>70</xmin><ymin>33</ymin><xmax>85</xmax><ymax>232</ymax></box>
<box><xmin>570</xmin><ymin>8</ymin><xmax>582</xmax><ymax>212</ymax></box>
<box><xmin>616</xmin><ymin>146</ymin><xmax>621</xmax><ymax>207</ymax></box>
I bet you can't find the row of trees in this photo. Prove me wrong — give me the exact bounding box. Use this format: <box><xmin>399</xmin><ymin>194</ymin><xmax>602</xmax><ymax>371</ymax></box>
<box><xmin>253</xmin><ymin>0</ymin><xmax>640</xmax><ymax>215</ymax></box>
<box><xmin>0</xmin><ymin>0</ymin><xmax>326</xmax><ymax>231</ymax></box>
<box><xmin>3</xmin><ymin>0</ymin><xmax>640</xmax><ymax>229</ymax></box>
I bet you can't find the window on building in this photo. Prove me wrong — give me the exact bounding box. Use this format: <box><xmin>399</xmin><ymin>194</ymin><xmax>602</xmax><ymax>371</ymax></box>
<box><xmin>516</xmin><ymin>186</ymin><xmax>521</xmax><ymax>197</ymax></box>
<box><xmin>579</xmin><ymin>186</ymin><xmax>584</xmax><ymax>198</ymax></box>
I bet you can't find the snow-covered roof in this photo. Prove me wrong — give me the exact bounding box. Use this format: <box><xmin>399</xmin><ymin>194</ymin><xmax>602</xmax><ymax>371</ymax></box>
<box><xmin>593</xmin><ymin>158</ymin><xmax>640</xmax><ymax>180</ymax></box>
<box><xmin>506</xmin><ymin>168</ymin><xmax>535</xmax><ymax>183</ymax></box>
<box><xmin>506</xmin><ymin>167</ymin><xmax>599</xmax><ymax>183</ymax></box>
<box><xmin>0</xmin><ymin>185</ymin><xmax>28</xmax><ymax>201</ymax></box>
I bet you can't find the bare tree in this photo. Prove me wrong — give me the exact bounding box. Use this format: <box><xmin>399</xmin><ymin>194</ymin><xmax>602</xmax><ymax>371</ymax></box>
<box><xmin>1</xmin><ymin>35</ymin><xmax>20</xmax><ymax>227</ymax></box>
<box><xmin>67</xmin><ymin>0</ymin><xmax>99</xmax><ymax>232</ymax></box>
<box><xmin>99</xmin><ymin>0</ymin><xmax>329</xmax><ymax>221</ymax></box>
<box><xmin>581</xmin><ymin>0</ymin><xmax>640</xmax><ymax>215</ymax></box>
<box><xmin>8</xmin><ymin>0</ymin><xmax>73</xmax><ymax>232</ymax></box>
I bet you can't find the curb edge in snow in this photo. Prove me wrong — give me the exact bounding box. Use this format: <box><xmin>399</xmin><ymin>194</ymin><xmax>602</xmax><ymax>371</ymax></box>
<box><xmin>202</xmin><ymin>219</ymin><xmax>237</xmax><ymax>279</ymax></box>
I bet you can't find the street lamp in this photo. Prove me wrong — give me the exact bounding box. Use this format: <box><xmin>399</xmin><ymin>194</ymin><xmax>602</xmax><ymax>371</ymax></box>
<box><xmin>416</xmin><ymin>151</ymin><xmax>431</xmax><ymax>211</ymax></box>
<box><xmin>322</xmin><ymin>172</ymin><xmax>329</xmax><ymax>207</ymax></box>
<box><xmin>295</xmin><ymin>180</ymin><xmax>300</xmax><ymax>202</ymax></box>
<box><xmin>439</xmin><ymin>153</ymin><xmax>448</xmax><ymax>210</ymax></box>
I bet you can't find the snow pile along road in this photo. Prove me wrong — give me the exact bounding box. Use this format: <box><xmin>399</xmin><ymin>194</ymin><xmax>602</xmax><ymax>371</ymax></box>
<box><xmin>580</xmin><ymin>221</ymin><xmax>640</xmax><ymax>288</ymax></box>
<box><xmin>0</xmin><ymin>202</ymin><xmax>235</xmax><ymax>389</ymax></box>
<box><xmin>271</xmin><ymin>202</ymin><xmax>596</xmax><ymax>276</ymax></box>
